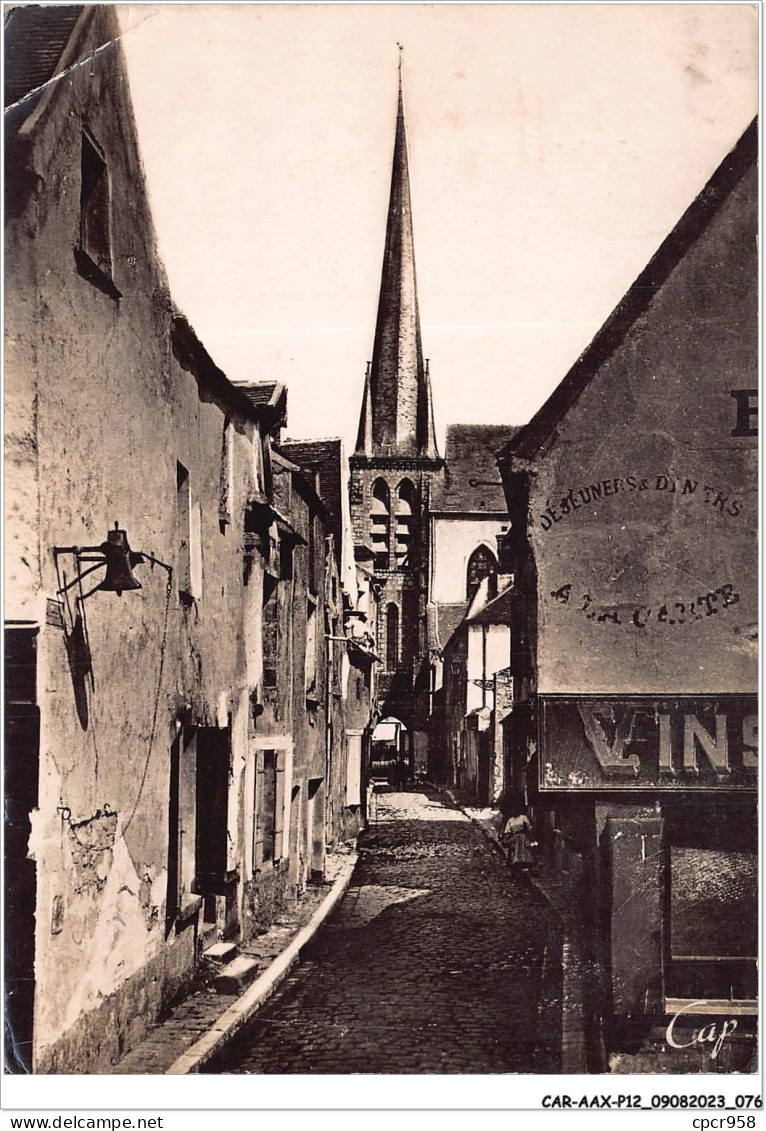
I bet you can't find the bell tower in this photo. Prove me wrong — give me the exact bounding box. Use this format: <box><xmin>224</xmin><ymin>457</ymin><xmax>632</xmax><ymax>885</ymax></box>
<box><xmin>349</xmin><ymin>61</ymin><xmax>444</xmax><ymax>760</ymax></box>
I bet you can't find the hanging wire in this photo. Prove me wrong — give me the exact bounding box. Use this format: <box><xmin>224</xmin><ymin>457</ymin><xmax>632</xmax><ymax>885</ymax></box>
<box><xmin>53</xmin><ymin>545</ymin><xmax>173</xmax><ymax>834</ymax></box>
<box><xmin>76</xmin><ymin>566</ymin><xmax>100</xmax><ymax>784</ymax></box>
<box><xmin>120</xmin><ymin>567</ymin><xmax>174</xmax><ymax>839</ymax></box>
<box><xmin>75</xmin><ymin>567</ymin><xmax>95</xmax><ymax>692</ymax></box>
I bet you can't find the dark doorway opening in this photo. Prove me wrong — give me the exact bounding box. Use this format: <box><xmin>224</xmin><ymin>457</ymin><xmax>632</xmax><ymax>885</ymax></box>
<box><xmin>193</xmin><ymin>727</ymin><xmax>232</xmax><ymax>896</ymax></box>
<box><xmin>165</xmin><ymin>730</ymin><xmax>182</xmax><ymax>936</ymax></box>
<box><xmin>5</xmin><ymin>625</ymin><xmax>40</xmax><ymax>1073</ymax></box>
<box><xmin>662</xmin><ymin>795</ymin><xmax>757</xmax><ymax>1003</ymax></box>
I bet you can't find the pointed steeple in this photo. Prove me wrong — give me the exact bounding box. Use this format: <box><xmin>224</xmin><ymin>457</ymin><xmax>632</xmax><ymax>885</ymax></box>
<box><xmin>354</xmin><ymin>59</ymin><xmax>440</xmax><ymax>461</ymax></box>
<box><xmin>354</xmin><ymin>361</ymin><xmax>374</xmax><ymax>454</ymax></box>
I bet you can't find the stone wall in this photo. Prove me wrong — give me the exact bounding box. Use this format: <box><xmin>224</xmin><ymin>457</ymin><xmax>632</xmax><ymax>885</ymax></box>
<box><xmin>5</xmin><ymin>8</ymin><xmax>267</xmax><ymax>1070</ymax></box>
<box><xmin>522</xmin><ymin>160</ymin><xmax>757</xmax><ymax>698</ymax></box>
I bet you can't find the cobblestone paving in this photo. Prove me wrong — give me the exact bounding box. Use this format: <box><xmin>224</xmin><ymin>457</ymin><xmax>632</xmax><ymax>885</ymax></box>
<box><xmin>207</xmin><ymin>789</ymin><xmax>560</xmax><ymax>1074</ymax></box>
<box><xmin>110</xmin><ymin>860</ymin><xmax>347</xmax><ymax>1074</ymax></box>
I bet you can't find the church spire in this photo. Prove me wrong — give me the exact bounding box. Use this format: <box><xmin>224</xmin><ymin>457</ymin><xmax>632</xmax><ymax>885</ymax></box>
<box><xmin>354</xmin><ymin>60</ymin><xmax>439</xmax><ymax>460</ymax></box>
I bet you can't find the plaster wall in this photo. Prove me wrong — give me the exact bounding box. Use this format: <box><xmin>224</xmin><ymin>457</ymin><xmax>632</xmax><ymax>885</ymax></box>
<box><xmin>526</xmin><ymin>162</ymin><xmax>757</xmax><ymax>696</ymax></box>
<box><xmin>5</xmin><ymin>10</ymin><xmax>266</xmax><ymax>1067</ymax></box>
<box><xmin>251</xmin><ymin>467</ymin><xmax>330</xmax><ymax>903</ymax></box>
<box><xmin>465</xmin><ymin>623</ymin><xmax>510</xmax><ymax>714</ymax></box>
<box><xmin>431</xmin><ymin>517</ymin><xmax>507</xmax><ymax>605</ymax></box>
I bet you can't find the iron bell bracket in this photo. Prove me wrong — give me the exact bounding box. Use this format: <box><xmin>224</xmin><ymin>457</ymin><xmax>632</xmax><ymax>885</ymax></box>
<box><xmin>54</xmin><ymin>522</ymin><xmax>172</xmax><ymax>599</ymax></box>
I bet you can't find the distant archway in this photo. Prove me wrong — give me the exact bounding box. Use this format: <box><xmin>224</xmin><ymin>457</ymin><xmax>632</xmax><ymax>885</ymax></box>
<box><xmin>371</xmin><ymin>715</ymin><xmax>411</xmax><ymax>784</ymax></box>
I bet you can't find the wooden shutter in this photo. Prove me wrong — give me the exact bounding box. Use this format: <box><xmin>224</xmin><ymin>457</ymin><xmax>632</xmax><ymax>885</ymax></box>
<box><xmin>253</xmin><ymin>750</ymin><xmax>265</xmax><ymax>868</ymax></box>
<box><xmin>274</xmin><ymin>751</ymin><xmax>285</xmax><ymax>862</ymax></box>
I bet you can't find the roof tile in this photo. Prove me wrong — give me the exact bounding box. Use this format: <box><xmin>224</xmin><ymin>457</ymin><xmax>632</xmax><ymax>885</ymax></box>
<box><xmin>5</xmin><ymin>6</ymin><xmax>84</xmax><ymax>111</ymax></box>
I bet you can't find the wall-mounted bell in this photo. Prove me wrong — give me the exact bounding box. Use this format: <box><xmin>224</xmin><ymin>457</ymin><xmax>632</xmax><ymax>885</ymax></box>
<box><xmin>98</xmin><ymin>527</ymin><xmax>143</xmax><ymax>596</ymax></box>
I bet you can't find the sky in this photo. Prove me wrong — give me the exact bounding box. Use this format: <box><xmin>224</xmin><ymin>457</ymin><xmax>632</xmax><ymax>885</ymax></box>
<box><xmin>118</xmin><ymin>3</ymin><xmax>757</xmax><ymax>453</ymax></box>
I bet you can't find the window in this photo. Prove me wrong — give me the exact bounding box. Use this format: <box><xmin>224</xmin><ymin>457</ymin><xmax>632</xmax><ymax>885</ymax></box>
<box><xmin>466</xmin><ymin>545</ymin><xmax>497</xmax><ymax>602</ymax></box>
<box><xmin>370</xmin><ymin>479</ymin><xmax>390</xmax><ymax>571</ymax></box>
<box><xmin>346</xmin><ymin>735</ymin><xmax>362</xmax><ymax>807</ymax></box>
<box><xmin>177</xmin><ymin>462</ymin><xmax>190</xmax><ymax>599</ymax></box>
<box><xmin>79</xmin><ymin>132</ymin><xmax>112</xmax><ymax>279</ymax></box>
<box><xmin>193</xmin><ymin>727</ymin><xmax>230</xmax><ymax>895</ymax></box>
<box><xmin>279</xmin><ymin>538</ymin><xmax>293</xmax><ymax>582</ymax></box>
<box><xmin>386</xmin><ymin>603</ymin><xmax>399</xmax><ymax>671</ymax></box>
<box><xmin>219</xmin><ymin>418</ymin><xmax>233</xmax><ymax>526</ymax></box>
<box><xmin>307</xmin><ymin>777</ymin><xmax>325</xmax><ymax>879</ymax></box>
<box><xmin>255</xmin><ymin>749</ymin><xmax>284</xmax><ymax>866</ymax></box>
<box><xmin>253</xmin><ymin>430</ymin><xmax>267</xmax><ymax>498</ymax></box>
<box><xmin>260</xmin><ymin>751</ymin><xmax>278</xmax><ymax>863</ymax></box>
<box><xmin>331</xmin><ymin>614</ymin><xmax>342</xmax><ymax>697</ymax></box>
<box><xmin>166</xmin><ymin>727</ymin><xmax>197</xmax><ymax>934</ymax></box>
<box><xmin>177</xmin><ymin>461</ymin><xmax>202</xmax><ymax>602</ymax></box>
<box><xmin>307</xmin><ymin>513</ymin><xmax>318</xmax><ymax>595</ymax></box>
<box><xmin>166</xmin><ymin>730</ymin><xmax>182</xmax><ymax>933</ymax></box>
<box><xmin>305</xmin><ymin>597</ymin><xmax>317</xmax><ymax>697</ymax></box>
<box><xmin>261</xmin><ymin>573</ymin><xmax>279</xmax><ymax>690</ymax></box>
<box><xmin>395</xmin><ymin>480</ymin><xmax>416</xmax><ymax>566</ymax></box>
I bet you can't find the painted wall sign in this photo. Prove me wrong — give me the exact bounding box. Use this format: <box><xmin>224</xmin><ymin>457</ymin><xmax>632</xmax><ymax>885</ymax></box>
<box><xmin>730</xmin><ymin>388</ymin><xmax>758</xmax><ymax>437</ymax></box>
<box><xmin>548</xmin><ymin>581</ymin><xmax>741</xmax><ymax>630</ymax></box>
<box><xmin>538</xmin><ymin>474</ymin><xmax>743</xmax><ymax>532</ymax></box>
<box><xmin>539</xmin><ymin>695</ymin><xmax>757</xmax><ymax>790</ymax></box>
<box><xmin>524</xmin><ymin>159</ymin><xmax>757</xmax><ymax>697</ymax></box>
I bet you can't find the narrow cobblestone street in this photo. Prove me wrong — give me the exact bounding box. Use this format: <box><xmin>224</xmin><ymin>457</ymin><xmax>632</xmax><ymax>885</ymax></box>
<box><xmin>206</xmin><ymin>789</ymin><xmax>561</xmax><ymax>1074</ymax></box>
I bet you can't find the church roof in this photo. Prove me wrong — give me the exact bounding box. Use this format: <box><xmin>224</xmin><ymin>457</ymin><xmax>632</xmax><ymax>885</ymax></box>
<box><xmin>431</xmin><ymin>424</ymin><xmax>519</xmax><ymax>513</ymax></box>
<box><xmin>467</xmin><ymin>582</ymin><xmax>515</xmax><ymax>626</ymax></box>
<box><xmin>427</xmin><ymin>601</ymin><xmax>469</xmax><ymax>653</ymax></box>
<box><xmin>353</xmin><ymin>71</ymin><xmax>439</xmax><ymax>461</ymax></box>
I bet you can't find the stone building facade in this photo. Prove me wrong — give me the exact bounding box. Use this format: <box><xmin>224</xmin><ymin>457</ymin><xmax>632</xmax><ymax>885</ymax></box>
<box><xmin>4</xmin><ymin>5</ymin><xmax>375</xmax><ymax>1074</ymax></box>
<box><xmin>349</xmin><ymin>81</ymin><xmax>520</xmax><ymax>780</ymax></box>
<box><xmin>349</xmin><ymin>79</ymin><xmax>442</xmax><ymax>772</ymax></box>
<box><xmin>279</xmin><ymin>438</ymin><xmax>378</xmax><ymax>842</ymax></box>
<box><xmin>438</xmin><ymin>575</ymin><xmax>514</xmax><ymax>804</ymax></box>
<box><xmin>426</xmin><ymin>425</ymin><xmax>517</xmax><ymax>796</ymax></box>
<box><xmin>497</xmin><ymin>120</ymin><xmax>758</xmax><ymax>1065</ymax></box>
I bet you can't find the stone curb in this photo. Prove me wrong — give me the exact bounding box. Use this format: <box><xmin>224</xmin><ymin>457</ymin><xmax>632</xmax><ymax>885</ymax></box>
<box><xmin>440</xmin><ymin>787</ymin><xmax>587</xmax><ymax>1074</ymax></box>
<box><xmin>164</xmin><ymin>851</ymin><xmax>359</xmax><ymax>1074</ymax></box>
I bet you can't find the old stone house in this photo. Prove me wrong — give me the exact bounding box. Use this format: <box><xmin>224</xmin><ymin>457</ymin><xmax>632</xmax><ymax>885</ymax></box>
<box><xmin>4</xmin><ymin>4</ymin><xmax>374</xmax><ymax>1074</ymax></box>
<box><xmin>4</xmin><ymin>3</ymin><xmax>283</xmax><ymax>1071</ymax></box>
<box><xmin>497</xmin><ymin>120</ymin><xmax>757</xmax><ymax>1065</ymax></box>
<box><xmin>246</xmin><ymin>435</ymin><xmax>339</xmax><ymax>922</ymax></box>
<box><xmin>425</xmin><ymin>425</ymin><xmax>517</xmax><ymax>797</ymax></box>
<box><xmin>280</xmin><ymin>438</ymin><xmax>379</xmax><ymax>840</ymax></box>
<box><xmin>438</xmin><ymin>574</ymin><xmax>515</xmax><ymax>805</ymax></box>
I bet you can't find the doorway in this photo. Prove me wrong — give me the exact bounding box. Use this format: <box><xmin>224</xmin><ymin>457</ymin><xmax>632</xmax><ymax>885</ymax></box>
<box><xmin>662</xmin><ymin>795</ymin><xmax>757</xmax><ymax>1004</ymax></box>
<box><xmin>307</xmin><ymin>778</ymin><xmax>325</xmax><ymax>882</ymax></box>
<box><xmin>4</xmin><ymin>626</ymin><xmax>39</xmax><ymax>1073</ymax></box>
